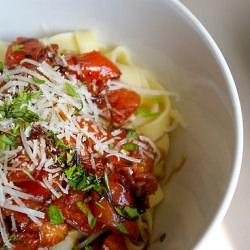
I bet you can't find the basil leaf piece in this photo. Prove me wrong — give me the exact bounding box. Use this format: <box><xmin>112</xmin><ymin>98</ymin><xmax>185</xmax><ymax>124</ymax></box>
<box><xmin>0</xmin><ymin>61</ymin><xmax>3</xmax><ymax>71</ymax></box>
<box><xmin>135</xmin><ymin>107</ymin><xmax>160</xmax><ymax>117</ymax></box>
<box><xmin>48</xmin><ymin>205</ymin><xmax>64</xmax><ymax>225</ymax></box>
<box><xmin>95</xmin><ymin>201</ymin><xmax>104</xmax><ymax>209</ymax></box>
<box><xmin>123</xmin><ymin>206</ymin><xmax>139</xmax><ymax>219</ymax></box>
<box><xmin>114</xmin><ymin>222</ymin><xmax>128</xmax><ymax>234</ymax></box>
<box><xmin>123</xmin><ymin>143</ymin><xmax>138</xmax><ymax>151</ymax></box>
<box><xmin>0</xmin><ymin>134</ymin><xmax>18</xmax><ymax>150</ymax></box>
<box><xmin>152</xmin><ymin>96</ymin><xmax>160</xmax><ymax>104</ymax></box>
<box><xmin>65</xmin><ymin>82</ymin><xmax>77</xmax><ymax>97</ymax></box>
<box><xmin>64</xmin><ymin>164</ymin><xmax>107</xmax><ymax>195</ymax></box>
<box><xmin>126</xmin><ymin>129</ymin><xmax>138</xmax><ymax>140</ymax></box>
<box><xmin>104</xmin><ymin>172</ymin><xmax>110</xmax><ymax>192</ymax></box>
<box><xmin>64</xmin><ymin>165</ymin><xmax>76</xmax><ymax>179</ymax></box>
<box><xmin>77</xmin><ymin>201</ymin><xmax>88</xmax><ymax>214</ymax></box>
<box><xmin>12</xmin><ymin>44</ymin><xmax>25</xmax><ymax>52</ymax></box>
<box><xmin>87</xmin><ymin>212</ymin><xmax>96</xmax><ymax>230</ymax></box>
<box><xmin>32</xmin><ymin>77</ymin><xmax>46</xmax><ymax>84</ymax></box>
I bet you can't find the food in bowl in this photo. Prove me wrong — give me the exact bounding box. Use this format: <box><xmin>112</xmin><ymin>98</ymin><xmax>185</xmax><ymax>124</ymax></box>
<box><xmin>0</xmin><ymin>30</ymin><xmax>182</xmax><ymax>249</ymax></box>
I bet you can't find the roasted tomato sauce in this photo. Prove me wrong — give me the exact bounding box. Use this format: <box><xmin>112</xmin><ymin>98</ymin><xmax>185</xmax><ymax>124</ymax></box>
<box><xmin>0</xmin><ymin>37</ymin><xmax>158</xmax><ymax>249</ymax></box>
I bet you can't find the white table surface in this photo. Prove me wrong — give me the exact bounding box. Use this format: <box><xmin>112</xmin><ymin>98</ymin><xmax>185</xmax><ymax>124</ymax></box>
<box><xmin>181</xmin><ymin>1</ymin><xmax>250</xmax><ymax>249</ymax></box>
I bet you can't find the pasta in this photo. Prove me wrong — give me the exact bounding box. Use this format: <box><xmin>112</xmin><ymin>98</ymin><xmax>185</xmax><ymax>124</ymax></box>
<box><xmin>0</xmin><ymin>31</ymin><xmax>182</xmax><ymax>249</ymax></box>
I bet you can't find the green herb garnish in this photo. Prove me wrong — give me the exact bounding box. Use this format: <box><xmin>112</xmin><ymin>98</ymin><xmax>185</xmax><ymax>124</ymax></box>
<box><xmin>0</xmin><ymin>91</ymin><xmax>41</xmax><ymax>122</ymax></box>
<box><xmin>64</xmin><ymin>164</ymin><xmax>76</xmax><ymax>179</ymax></box>
<box><xmin>114</xmin><ymin>206</ymin><xmax>139</xmax><ymax>220</ymax></box>
<box><xmin>114</xmin><ymin>222</ymin><xmax>128</xmax><ymax>234</ymax></box>
<box><xmin>87</xmin><ymin>211</ymin><xmax>96</xmax><ymax>229</ymax></box>
<box><xmin>123</xmin><ymin>143</ymin><xmax>138</xmax><ymax>151</ymax></box>
<box><xmin>48</xmin><ymin>205</ymin><xmax>64</xmax><ymax>225</ymax></box>
<box><xmin>84</xmin><ymin>245</ymin><xmax>93</xmax><ymax>250</ymax></box>
<box><xmin>123</xmin><ymin>206</ymin><xmax>139</xmax><ymax>219</ymax></box>
<box><xmin>135</xmin><ymin>107</ymin><xmax>160</xmax><ymax>117</ymax></box>
<box><xmin>66</xmin><ymin>152</ymin><xmax>74</xmax><ymax>164</ymax></box>
<box><xmin>95</xmin><ymin>201</ymin><xmax>104</xmax><ymax>209</ymax></box>
<box><xmin>77</xmin><ymin>201</ymin><xmax>88</xmax><ymax>214</ymax></box>
<box><xmin>152</xmin><ymin>96</ymin><xmax>160</xmax><ymax>104</ymax></box>
<box><xmin>48</xmin><ymin>130</ymin><xmax>72</xmax><ymax>150</ymax></box>
<box><xmin>32</xmin><ymin>77</ymin><xmax>46</xmax><ymax>84</ymax></box>
<box><xmin>65</xmin><ymin>82</ymin><xmax>78</xmax><ymax>97</ymax></box>
<box><xmin>0</xmin><ymin>61</ymin><xmax>3</xmax><ymax>71</ymax></box>
<box><xmin>64</xmin><ymin>82</ymin><xmax>84</xmax><ymax>114</ymax></box>
<box><xmin>64</xmin><ymin>164</ymin><xmax>107</xmax><ymax>195</ymax></box>
<box><xmin>10</xmin><ymin>123</ymin><xmax>20</xmax><ymax>136</ymax></box>
<box><xmin>0</xmin><ymin>234</ymin><xmax>15</xmax><ymax>247</ymax></box>
<box><xmin>12</xmin><ymin>44</ymin><xmax>25</xmax><ymax>52</ymax></box>
<box><xmin>104</xmin><ymin>172</ymin><xmax>110</xmax><ymax>192</ymax></box>
<box><xmin>0</xmin><ymin>134</ymin><xmax>18</xmax><ymax>150</ymax></box>
<box><xmin>126</xmin><ymin>129</ymin><xmax>138</xmax><ymax>140</ymax></box>
<box><xmin>77</xmin><ymin>202</ymin><xmax>96</xmax><ymax>229</ymax></box>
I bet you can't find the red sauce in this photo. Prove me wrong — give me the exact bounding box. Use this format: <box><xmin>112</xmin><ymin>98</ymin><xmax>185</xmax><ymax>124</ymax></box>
<box><xmin>0</xmin><ymin>37</ymin><xmax>158</xmax><ymax>249</ymax></box>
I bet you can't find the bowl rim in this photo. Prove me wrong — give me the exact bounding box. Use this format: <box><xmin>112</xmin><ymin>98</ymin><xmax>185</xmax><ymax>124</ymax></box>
<box><xmin>170</xmin><ymin>0</ymin><xmax>244</xmax><ymax>249</ymax></box>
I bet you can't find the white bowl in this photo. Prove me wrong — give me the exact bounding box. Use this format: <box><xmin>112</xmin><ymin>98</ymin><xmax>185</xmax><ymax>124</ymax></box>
<box><xmin>0</xmin><ymin>0</ymin><xmax>243</xmax><ymax>249</ymax></box>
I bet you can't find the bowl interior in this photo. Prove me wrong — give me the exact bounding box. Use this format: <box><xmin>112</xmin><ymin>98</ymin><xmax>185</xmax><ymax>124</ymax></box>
<box><xmin>0</xmin><ymin>0</ymin><xmax>242</xmax><ymax>249</ymax></box>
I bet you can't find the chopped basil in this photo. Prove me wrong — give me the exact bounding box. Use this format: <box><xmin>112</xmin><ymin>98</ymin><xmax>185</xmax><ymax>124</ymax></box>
<box><xmin>27</xmin><ymin>91</ymin><xmax>43</xmax><ymax>100</ymax></box>
<box><xmin>73</xmin><ymin>99</ymin><xmax>84</xmax><ymax>115</ymax></box>
<box><xmin>64</xmin><ymin>164</ymin><xmax>107</xmax><ymax>195</ymax></box>
<box><xmin>64</xmin><ymin>164</ymin><xmax>76</xmax><ymax>179</ymax></box>
<box><xmin>104</xmin><ymin>172</ymin><xmax>110</xmax><ymax>192</ymax></box>
<box><xmin>57</xmin><ymin>153</ymin><xmax>65</xmax><ymax>164</ymax></box>
<box><xmin>77</xmin><ymin>201</ymin><xmax>88</xmax><ymax>214</ymax></box>
<box><xmin>66</xmin><ymin>152</ymin><xmax>74</xmax><ymax>164</ymax></box>
<box><xmin>77</xmin><ymin>202</ymin><xmax>96</xmax><ymax>229</ymax></box>
<box><xmin>84</xmin><ymin>245</ymin><xmax>93</xmax><ymax>250</ymax></box>
<box><xmin>4</xmin><ymin>73</ymin><xmax>11</xmax><ymax>81</ymax></box>
<box><xmin>0</xmin><ymin>234</ymin><xmax>15</xmax><ymax>247</ymax></box>
<box><xmin>135</xmin><ymin>107</ymin><xmax>160</xmax><ymax>117</ymax></box>
<box><xmin>84</xmin><ymin>196</ymin><xmax>92</xmax><ymax>203</ymax></box>
<box><xmin>123</xmin><ymin>143</ymin><xmax>138</xmax><ymax>151</ymax></box>
<box><xmin>0</xmin><ymin>61</ymin><xmax>3</xmax><ymax>71</ymax></box>
<box><xmin>114</xmin><ymin>206</ymin><xmax>139</xmax><ymax>220</ymax></box>
<box><xmin>10</xmin><ymin>123</ymin><xmax>20</xmax><ymax>136</ymax></box>
<box><xmin>32</xmin><ymin>77</ymin><xmax>46</xmax><ymax>84</ymax></box>
<box><xmin>95</xmin><ymin>201</ymin><xmax>104</xmax><ymax>209</ymax></box>
<box><xmin>153</xmin><ymin>96</ymin><xmax>160</xmax><ymax>104</ymax></box>
<box><xmin>126</xmin><ymin>129</ymin><xmax>138</xmax><ymax>140</ymax></box>
<box><xmin>0</xmin><ymin>91</ymin><xmax>41</xmax><ymax>122</ymax></box>
<box><xmin>114</xmin><ymin>222</ymin><xmax>128</xmax><ymax>234</ymax></box>
<box><xmin>0</xmin><ymin>134</ymin><xmax>18</xmax><ymax>150</ymax></box>
<box><xmin>65</xmin><ymin>82</ymin><xmax>77</xmax><ymax>97</ymax></box>
<box><xmin>48</xmin><ymin>205</ymin><xmax>64</xmax><ymax>225</ymax></box>
<box><xmin>109</xmin><ymin>143</ymin><xmax>114</xmax><ymax>149</ymax></box>
<box><xmin>123</xmin><ymin>206</ymin><xmax>139</xmax><ymax>219</ymax></box>
<box><xmin>12</xmin><ymin>44</ymin><xmax>25</xmax><ymax>52</ymax></box>
<box><xmin>87</xmin><ymin>211</ymin><xmax>96</xmax><ymax>229</ymax></box>
<box><xmin>48</xmin><ymin>130</ymin><xmax>72</xmax><ymax>150</ymax></box>
<box><xmin>114</xmin><ymin>206</ymin><xmax>124</xmax><ymax>217</ymax></box>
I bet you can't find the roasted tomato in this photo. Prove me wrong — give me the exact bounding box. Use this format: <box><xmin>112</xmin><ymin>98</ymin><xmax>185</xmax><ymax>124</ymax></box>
<box><xmin>101</xmin><ymin>233</ymin><xmax>128</xmax><ymax>250</ymax></box>
<box><xmin>91</xmin><ymin>173</ymin><xmax>139</xmax><ymax>240</ymax></box>
<box><xmin>53</xmin><ymin>190</ymin><xmax>100</xmax><ymax>233</ymax></box>
<box><xmin>66</xmin><ymin>51</ymin><xmax>121</xmax><ymax>83</ymax></box>
<box><xmin>4</xmin><ymin>37</ymin><xmax>59</xmax><ymax>68</ymax></box>
<box><xmin>39</xmin><ymin>222</ymin><xmax>68</xmax><ymax>247</ymax></box>
<box><xmin>4</xmin><ymin>38</ymin><xmax>45</xmax><ymax>67</ymax></box>
<box><xmin>107</xmin><ymin>88</ymin><xmax>140</xmax><ymax>124</ymax></box>
<box><xmin>11</xmin><ymin>232</ymin><xmax>40</xmax><ymax>250</ymax></box>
